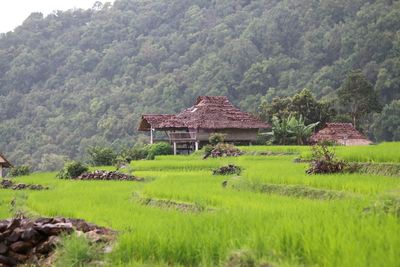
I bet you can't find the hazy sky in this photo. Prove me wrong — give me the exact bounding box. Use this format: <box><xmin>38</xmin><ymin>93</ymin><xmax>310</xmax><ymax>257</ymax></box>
<box><xmin>0</xmin><ymin>0</ymin><xmax>114</xmax><ymax>33</ymax></box>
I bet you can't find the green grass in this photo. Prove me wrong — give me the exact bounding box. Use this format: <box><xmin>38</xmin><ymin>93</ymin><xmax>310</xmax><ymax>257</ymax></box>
<box><xmin>1</xmin><ymin>143</ymin><xmax>400</xmax><ymax>266</ymax></box>
<box><xmin>240</xmin><ymin>142</ymin><xmax>400</xmax><ymax>163</ymax></box>
<box><xmin>55</xmin><ymin>233</ymin><xmax>102</xmax><ymax>267</ymax></box>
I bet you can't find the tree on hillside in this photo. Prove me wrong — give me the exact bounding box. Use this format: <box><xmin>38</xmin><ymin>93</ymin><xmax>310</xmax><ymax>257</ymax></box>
<box><xmin>259</xmin><ymin>89</ymin><xmax>335</xmax><ymax>127</ymax></box>
<box><xmin>290</xmin><ymin>89</ymin><xmax>335</xmax><ymax>126</ymax></box>
<box><xmin>0</xmin><ymin>0</ymin><xmax>399</xmax><ymax>168</ymax></box>
<box><xmin>337</xmin><ymin>70</ymin><xmax>381</xmax><ymax>128</ymax></box>
<box><xmin>371</xmin><ymin>100</ymin><xmax>400</xmax><ymax>141</ymax></box>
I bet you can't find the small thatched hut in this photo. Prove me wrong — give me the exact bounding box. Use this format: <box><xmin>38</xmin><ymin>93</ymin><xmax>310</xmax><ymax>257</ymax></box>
<box><xmin>310</xmin><ymin>123</ymin><xmax>372</xmax><ymax>146</ymax></box>
<box><xmin>138</xmin><ymin>96</ymin><xmax>270</xmax><ymax>154</ymax></box>
<box><xmin>0</xmin><ymin>153</ymin><xmax>13</xmax><ymax>177</ymax></box>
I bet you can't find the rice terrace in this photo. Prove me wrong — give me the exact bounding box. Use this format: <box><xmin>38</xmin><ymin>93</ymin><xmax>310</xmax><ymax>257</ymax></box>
<box><xmin>1</xmin><ymin>143</ymin><xmax>399</xmax><ymax>266</ymax></box>
<box><xmin>1</xmin><ymin>0</ymin><xmax>400</xmax><ymax>266</ymax></box>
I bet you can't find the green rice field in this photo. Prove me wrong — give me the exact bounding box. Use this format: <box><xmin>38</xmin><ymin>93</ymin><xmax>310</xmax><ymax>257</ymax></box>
<box><xmin>1</xmin><ymin>143</ymin><xmax>400</xmax><ymax>266</ymax></box>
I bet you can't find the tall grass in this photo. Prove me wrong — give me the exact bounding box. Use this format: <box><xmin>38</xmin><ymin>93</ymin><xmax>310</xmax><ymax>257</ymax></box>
<box><xmin>1</xmin><ymin>143</ymin><xmax>399</xmax><ymax>266</ymax></box>
<box><xmin>241</xmin><ymin>142</ymin><xmax>400</xmax><ymax>163</ymax></box>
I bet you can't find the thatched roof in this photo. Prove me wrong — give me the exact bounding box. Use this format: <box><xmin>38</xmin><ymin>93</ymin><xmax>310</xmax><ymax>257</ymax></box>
<box><xmin>138</xmin><ymin>96</ymin><xmax>269</xmax><ymax>131</ymax></box>
<box><xmin>138</xmin><ymin>114</ymin><xmax>178</xmax><ymax>131</ymax></box>
<box><xmin>310</xmin><ymin>123</ymin><xmax>372</xmax><ymax>146</ymax></box>
<box><xmin>0</xmin><ymin>153</ymin><xmax>13</xmax><ymax>168</ymax></box>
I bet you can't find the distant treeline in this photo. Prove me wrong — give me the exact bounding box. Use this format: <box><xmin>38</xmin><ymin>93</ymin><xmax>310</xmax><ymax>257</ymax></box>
<box><xmin>0</xmin><ymin>0</ymin><xmax>399</xmax><ymax>168</ymax></box>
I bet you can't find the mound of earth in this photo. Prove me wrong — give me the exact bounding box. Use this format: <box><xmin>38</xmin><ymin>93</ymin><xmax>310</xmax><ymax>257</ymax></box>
<box><xmin>213</xmin><ymin>165</ymin><xmax>241</xmax><ymax>175</ymax></box>
<box><xmin>0</xmin><ymin>217</ymin><xmax>115</xmax><ymax>267</ymax></box>
<box><xmin>0</xmin><ymin>180</ymin><xmax>48</xmax><ymax>191</ymax></box>
<box><xmin>204</xmin><ymin>143</ymin><xmax>243</xmax><ymax>159</ymax></box>
<box><xmin>76</xmin><ymin>170</ymin><xmax>143</xmax><ymax>181</ymax></box>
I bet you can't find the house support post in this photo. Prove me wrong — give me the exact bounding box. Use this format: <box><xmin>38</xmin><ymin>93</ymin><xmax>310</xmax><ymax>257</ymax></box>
<box><xmin>0</xmin><ymin>165</ymin><xmax>3</xmax><ymax>178</ymax></box>
<box><xmin>195</xmin><ymin>142</ymin><xmax>199</xmax><ymax>151</ymax></box>
<box><xmin>150</xmin><ymin>128</ymin><xmax>154</xmax><ymax>144</ymax></box>
<box><xmin>173</xmin><ymin>142</ymin><xmax>177</xmax><ymax>155</ymax></box>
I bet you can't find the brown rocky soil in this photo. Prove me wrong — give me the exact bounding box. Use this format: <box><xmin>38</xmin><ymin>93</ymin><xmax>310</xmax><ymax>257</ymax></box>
<box><xmin>75</xmin><ymin>170</ymin><xmax>143</xmax><ymax>181</ymax></box>
<box><xmin>0</xmin><ymin>217</ymin><xmax>115</xmax><ymax>267</ymax></box>
<box><xmin>213</xmin><ymin>165</ymin><xmax>241</xmax><ymax>175</ymax></box>
<box><xmin>0</xmin><ymin>180</ymin><xmax>48</xmax><ymax>191</ymax></box>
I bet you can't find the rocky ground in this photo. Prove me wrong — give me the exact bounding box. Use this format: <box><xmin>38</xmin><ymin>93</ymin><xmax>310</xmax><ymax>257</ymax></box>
<box><xmin>76</xmin><ymin>170</ymin><xmax>143</xmax><ymax>181</ymax></box>
<box><xmin>0</xmin><ymin>180</ymin><xmax>48</xmax><ymax>191</ymax></box>
<box><xmin>0</xmin><ymin>217</ymin><xmax>115</xmax><ymax>267</ymax></box>
<box><xmin>213</xmin><ymin>164</ymin><xmax>242</xmax><ymax>175</ymax></box>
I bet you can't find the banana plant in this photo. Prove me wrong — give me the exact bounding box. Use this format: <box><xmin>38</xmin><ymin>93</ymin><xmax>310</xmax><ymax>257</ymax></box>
<box><xmin>287</xmin><ymin>115</ymin><xmax>319</xmax><ymax>145</ymax></box>
<box><xmin>263</xmin><ymin>115</ymin><xmax>319</xmax><ymax>145</ymax></box>
<box><xmin>269</xmin><ymin>116</ymin><xmax>295</xmax><ymax>145</ymax></box>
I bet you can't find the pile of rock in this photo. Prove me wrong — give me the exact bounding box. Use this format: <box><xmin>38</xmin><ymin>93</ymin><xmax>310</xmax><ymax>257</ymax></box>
<box><xmin>213</xmin><ymin>164</ymin><xmax>242</xmax><ymax>175</ymax></box>
<box><xmin>0</xmin><ymin>217</ymin><xmax>114</xmax><ymax>266</ymax></box>
<box><xmin>210</xmin><ymin>143</ymin><xmax>243</xmax><ymax>158</ymax></box>
<box><xmin>76</xmin><ymin>170</ymin><xmax>143</xmax><ymax>181</ymax></box>
<box><xmin>0</xmin><ymin>180</ymin><xmax>48</xmax><ymax>191</ymax></box>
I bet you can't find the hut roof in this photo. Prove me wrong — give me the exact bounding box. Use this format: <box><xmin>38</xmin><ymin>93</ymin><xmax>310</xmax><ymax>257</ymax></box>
<box><xmin>310</xmin><ymin>123</ymin><xmax>372</xmax><ymax>146</ymax></box>
<box><xmin>138</xmin><ymin>96</ymin><xmax>270</xmax><ymax>131</ymax></box>
<box><xmin>138</xmin><ymin>114</ymin><xmax>177</xmax><ymax>131</ymax></box>
<box><xmin>0</xmin><ymin>153</ymin><xmax>13</xmax><ymax>168</ymax></box>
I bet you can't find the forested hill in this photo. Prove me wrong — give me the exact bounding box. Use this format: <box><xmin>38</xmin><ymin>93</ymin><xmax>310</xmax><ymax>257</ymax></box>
<box><xmin>0</xmin><ymin>0</ymin><xmax>399</xmax><ymax>168</ymax></box>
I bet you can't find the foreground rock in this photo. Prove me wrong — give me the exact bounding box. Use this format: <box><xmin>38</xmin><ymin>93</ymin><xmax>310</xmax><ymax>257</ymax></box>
<box><xmin>0</xmin><ymin>217</ymin><xmax>115</xmax><ymax>266</ymax></box>
<box><xmin>0</xmin><ymin>180</ymin><xmax>48</xmax><ymax>191</ymax></box>
<box><xmin>75</xmin><ymin>170</ymin><xmax>143</xmax><ymax>181</ymax></box>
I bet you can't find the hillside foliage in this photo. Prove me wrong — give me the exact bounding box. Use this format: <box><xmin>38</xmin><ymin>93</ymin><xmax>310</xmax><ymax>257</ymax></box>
<box><xmin>0</xmin><ymin>0</ymin><xmax>399</xmax><ymax>167</ymax></box>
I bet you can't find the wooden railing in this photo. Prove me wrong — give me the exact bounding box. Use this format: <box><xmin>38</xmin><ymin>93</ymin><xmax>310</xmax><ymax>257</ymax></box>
<box><xmin>168</xmin><ymin>132</ymin><xmax>197</xmax><ymax>142</ymax></box>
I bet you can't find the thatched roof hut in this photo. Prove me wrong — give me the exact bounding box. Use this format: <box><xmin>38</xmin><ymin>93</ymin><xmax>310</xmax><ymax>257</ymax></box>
<box><xmin>310</xmin><ymin>123</ymin><xmax>372</xmax><ymax>146</ymax></box>
<box><xmin>139</xmin><ymin>96</ymin><xmax>269</xmax><ymax>131</ymax></box>
<box><xmin>138</xmin><ymin>96</ymin><xmax>269</xmax><ymax>152</ymax></box>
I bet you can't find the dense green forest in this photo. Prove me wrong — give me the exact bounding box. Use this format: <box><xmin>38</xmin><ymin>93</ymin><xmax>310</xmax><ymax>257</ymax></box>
<box><xmin>0</xmin><ymin>0</ymin><xmax>399</xmax><ymax>168</ymax></box>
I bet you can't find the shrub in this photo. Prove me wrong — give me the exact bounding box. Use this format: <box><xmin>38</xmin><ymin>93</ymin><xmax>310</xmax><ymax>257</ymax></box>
<box><xmin>57</xmin><ymin>161</ymin><xmax>89</xmax><ymax>179</ymax></box>
<box><xmin>306</xmin><ymin>144</ymin><xmax>348</xmax><ymax>174</ymax></box>
<box><xmin>87</xmin><ymin>146</ymin><xmax>117</xmax><ymax>166</ymax></box>
<box><xmin>8</xmin><ymin>165</ymin><xmax>30</xmax><ymax>177</ymax></box>
<box><xmin>148</xmin><ymin>142</ymin><xmax>173</xmax><ymax>156</ymax></box>
<box><xmin>118</xmin><ymin>146</ymin><xmax>149</xmax><ymax>162</ymax></box>
<box><xmin>209</xmin><ymin>133</ymin><xmax>226</xmax><ymax>145</ymax></box>
<box><xmin>203</xmin><ymin>144</ymin><xmax>214</xmax><ymax>155</ymax></box>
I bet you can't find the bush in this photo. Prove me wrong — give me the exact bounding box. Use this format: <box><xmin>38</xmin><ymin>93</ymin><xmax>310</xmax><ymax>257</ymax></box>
<box><xmin>148</xmin><ymin>142</ymin><xmax>173</xmax><ymax>156</ymax></box>
<box><xmin>209</xmin><ymin>133</ymin><xmax>226</xmax><ymax>145</ymax></box>
<box><xmin>120</xmin><ymin>146</ymin><xmax>150</xmax><ymax>162</ymax></box>
<box><xmin>57</xmin><ymin>161</ymin><xmax>89</xmax><ymax>179</ymax></box>
<box><xmin>116</xmin><ymin>143</ymin><xmax>172</xmax><ymax>164</ymax></box>
<box><xmin>8</xmin><ymin>165</ymin><xmax>30</xmax><ymax>177</ymax></box>
<box><xmin>87</xmin><ymin>146</ymin><xmax>117</xmax><ymax>166</ymax></box>
<box><xmin>306</xmin><ymin>144</ymin><xmax>348</xmax><ymax>174</ymax></box>
<box><xmin>203</xmin><ymin>144</ymin><xmax>214</xmax><ymax>155</ymax></box>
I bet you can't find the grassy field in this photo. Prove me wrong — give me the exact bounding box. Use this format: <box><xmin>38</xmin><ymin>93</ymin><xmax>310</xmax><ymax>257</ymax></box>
<box><xmin>1</xmin><ymin>144</ymin><xmax>400</xmax><ymax>266</ymax></box>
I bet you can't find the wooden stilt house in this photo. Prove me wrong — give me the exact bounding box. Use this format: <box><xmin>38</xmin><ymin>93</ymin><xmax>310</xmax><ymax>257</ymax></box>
<box><xmin>138</xmin><ymin>96</ymin><xmax>270</xmax><ymax>154</ymax></box>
